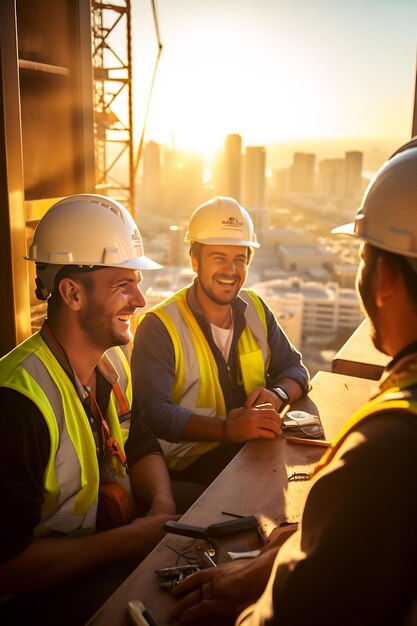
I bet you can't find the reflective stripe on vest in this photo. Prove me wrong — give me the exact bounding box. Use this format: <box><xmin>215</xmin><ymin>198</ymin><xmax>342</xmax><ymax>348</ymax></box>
<box><xmin>0</xmin><ymin>333</ymin><xmax>131</xmax><ymax>536</ymax></box>
<box><xmin>139</xmin><ymin>287</ymin><xmax>269</xmax><ymax>470</ymax></box>
<box><xmin>312</xmin><ymin>375</ymin><xmax>417</xmax><ymax>478</ymax></box>
<box><xmin>105</xmin><ymin>347</ymin><xmax>132</xmax><ymax>448</ymax></box>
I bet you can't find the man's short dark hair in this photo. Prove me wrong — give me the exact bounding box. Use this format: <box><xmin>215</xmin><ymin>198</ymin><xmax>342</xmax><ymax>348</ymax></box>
<box><xmin>47</xmin><ymin>266</ymin><xmax>99</xmax><ymax>317</ymax></box>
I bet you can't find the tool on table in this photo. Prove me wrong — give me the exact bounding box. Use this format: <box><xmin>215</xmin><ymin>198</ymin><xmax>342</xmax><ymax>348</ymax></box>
<box><xmin>198</xmin><ymin>550</ymin><xmax>217</xmax><ymax>568</ymax></box>
<box><xmin>163</xmin><ymin>515</ymin><xmax>260</xmax><ymax>540</ymax></box>
<box><xmin>155</xmin><ymin>564</ymin><xmax>200</xmax><ymax>591</ymax></box>
<box><xmin>282</xmin><ymin>410</ymin><xmax>325</xmax><ymax>439</ymax></box>
<box><xmin>224</xmin><ymin>548</ymin><xmax>263</xmax><ymax>561</ymax></box>
<box><xmin>158</xmin><ymin>515</ymin><xmax>263</xmax><ymax>589</ymax></box>
<box><xmin>286</xmin><ymin>436</ymin><xmax>331</xmax><ymax>447</ymax></box>
<box><xmin>127</xmin><ymin>600</ymin><xmax>160</xmax><ymax>626</ymax></box>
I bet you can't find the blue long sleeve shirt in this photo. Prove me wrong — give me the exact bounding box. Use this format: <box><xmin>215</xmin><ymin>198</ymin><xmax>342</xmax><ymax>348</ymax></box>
<box><xmin>132</xmin><ymin>282</ymin><xmax>310</xmax><ymax>442</ymax></box>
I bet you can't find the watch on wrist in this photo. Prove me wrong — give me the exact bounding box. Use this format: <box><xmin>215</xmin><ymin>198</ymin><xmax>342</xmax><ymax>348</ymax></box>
<box><xmin>272</xmin><ymin>386</ymin><xmax>290</xmax><ymax>405</ymax></box>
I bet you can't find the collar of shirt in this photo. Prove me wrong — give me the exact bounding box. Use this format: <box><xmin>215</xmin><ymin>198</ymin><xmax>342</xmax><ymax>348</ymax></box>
<box><xmin>387</xmin><ymin>341</ymin><xmax>417</xmax><ymax>372</ymax></box>
<box><xmin>378</xmin><ymin>344</ymin><xmax>417</xmax><ymax>395</ymax></box>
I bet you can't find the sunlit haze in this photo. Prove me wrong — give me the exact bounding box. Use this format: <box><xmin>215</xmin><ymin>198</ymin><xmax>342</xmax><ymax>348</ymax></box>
<box><xmin>132</xmin><ymin>0</ymin><xmax>417</xmax><ymax>160</ymax></box>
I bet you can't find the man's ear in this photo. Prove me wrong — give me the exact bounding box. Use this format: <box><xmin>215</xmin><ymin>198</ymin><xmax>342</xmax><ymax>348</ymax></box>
<box><xmin>58</xmin><ymin>278</ymin><xmax>83</xmax><ymax>311</ymax></box>
<box><xmin>190</xmin><ymin>253</ymin><xmax>198</xmax><ymax>273</ymax></box>
<box><xmin>375</xmin><ymin>256</ymin><xmax>398</xmax><ymax>307</ymax></box>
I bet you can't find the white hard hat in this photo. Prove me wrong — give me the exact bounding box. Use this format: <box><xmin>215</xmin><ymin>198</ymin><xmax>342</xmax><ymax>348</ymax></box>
<box><xmin>184</xmin><ymin>196</ymin><xmax>260</xmax><ymax>248</ymax></box>
<box><xmin>332</xmin><ymin>138</ymin><xmax>417</xmax><ymax>267</ymax></box>
<box><xmin>26</xmin><ymin>194</ymin><xmax>161</xmax><ymax>299</ymax></box>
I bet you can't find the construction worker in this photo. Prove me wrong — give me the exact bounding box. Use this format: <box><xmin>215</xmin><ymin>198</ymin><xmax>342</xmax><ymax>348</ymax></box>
<box><xmin>0</xmin><ymin>195</ymin><xmax>180</xmax><ymax>626</ymax></box>
<box><xmin>171</xmin><ymin>139</ymin><xmax>417</xmax><ymax>625</ymax></box>
<box><xmin>132</xmin><ymin>196</ymin><xmax>310</xmax><ymax>487</ymax></box>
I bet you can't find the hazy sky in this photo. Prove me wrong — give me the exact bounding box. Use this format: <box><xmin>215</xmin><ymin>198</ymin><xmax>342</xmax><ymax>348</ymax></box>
<box><xmin>132</xmin><ymin>0</ymin><xmax>417</xmax><ymax>156</ymax></box>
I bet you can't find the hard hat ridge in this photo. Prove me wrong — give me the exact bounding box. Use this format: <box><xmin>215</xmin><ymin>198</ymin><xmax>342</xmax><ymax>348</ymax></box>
<box><xmin>26</xmin><ymin>193</ymin><xmax>161</xmax><ymax>300</ymax></box>
<box><xmin>185</xmin><ymin>196</ymin><xmax>260</xmax><ymax>248</ymax></box>
<box><xmin>27</xmin><ymin>193</ymin><xmax>160</xmax><ymax>269</ymax></box>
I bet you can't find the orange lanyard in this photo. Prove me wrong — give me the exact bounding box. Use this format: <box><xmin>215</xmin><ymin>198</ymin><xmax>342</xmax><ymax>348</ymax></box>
<box><xmin>113</xmin><ymin>381</ymin><xmax>130</xmax><ymax>416</ymax></box>
<box><xmin>85</xmin><ymin>387</ymin><xmax>127</xmax><ymax>468</ymax></box>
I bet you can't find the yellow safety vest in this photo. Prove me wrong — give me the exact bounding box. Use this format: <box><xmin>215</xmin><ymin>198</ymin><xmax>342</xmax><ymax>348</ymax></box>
<box><xmin>138</xmin><ymin>287</ymin><xmax>270</xmax><ymax>470</ymax></box>
<box><xmin>0</xmin><ymin>332</ymin><xmax>132</xmax><ymax>536</ymax></box>
<box><xmin>312</xmin><ymin>372</ymin><xmax>417</xmax><ymax>478</ymax></box>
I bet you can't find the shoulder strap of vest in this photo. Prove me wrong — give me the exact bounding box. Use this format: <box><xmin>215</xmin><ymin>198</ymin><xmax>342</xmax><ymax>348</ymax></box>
<box><xmin>137</xmin><ymin>286</ymin><xmax>189</xmax><ymax>323</ymax></box>
<box><xmin>138</xmin><ymin>286</ymin><xmax>227</xmax><ymax>415</ymax></box>
<box><xmin>240</xmin><ymin>290</ymin><xmax>267</xmax><ymax>333</ymax></box>
<box><xmin>135</xmin><ymin>289</ymin><xmax>189</xmax><ymax>402</ymax></box>
<box><xmin>312</xmin><ymin>378</ymin><xmax>417</xmax><ymax>477</ymax></box>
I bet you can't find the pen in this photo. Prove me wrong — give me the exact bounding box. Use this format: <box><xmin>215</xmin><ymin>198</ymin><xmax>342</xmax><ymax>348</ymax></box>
<box><xmin>279</xmin><ymin>402</ymin><xmax>291</xmax><ymax>419</ymax></box>
<box><xmin>127</xmin><ymin>600</ymin><xmax>160</xmax><ymax>626</ymax></box>
<box><xmin>255</xmin><ymin>402</ymin><xmax>291</xmax><ymax>418</ymax></box>
<box><xmin>286</xmin><ymin>436</ymin><xmax>331</xmax><ymax>447</ymax></box>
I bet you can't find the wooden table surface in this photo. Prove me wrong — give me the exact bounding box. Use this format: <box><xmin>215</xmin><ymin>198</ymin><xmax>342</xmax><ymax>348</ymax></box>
<box><xmin>87</xmin><ymin>371</ymin><xmax>378</xmax><ymax>626</ymax></box>
<box><xmin>332</xmin><ymin>318</ymin><xmax>389</xmax><ymax>380</ymax></box>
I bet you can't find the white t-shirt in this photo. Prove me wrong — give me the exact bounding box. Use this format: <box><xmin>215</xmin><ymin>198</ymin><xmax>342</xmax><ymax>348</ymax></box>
<box><xmin>210</xmin><ymin>320</ymin><xmax>234</xmax><ymax>362</ymax></box>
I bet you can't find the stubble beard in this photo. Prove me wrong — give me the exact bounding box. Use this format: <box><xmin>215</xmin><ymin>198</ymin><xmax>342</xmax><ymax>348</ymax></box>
<box><xmin>79</xmin><ymin>300</ymin><xmax>130</xmax><ymax>350</ymax></box>
<box><xmin>199</xmin><ymin>278</ymin><xmax>240</xmax><ymax>306</ymax></box>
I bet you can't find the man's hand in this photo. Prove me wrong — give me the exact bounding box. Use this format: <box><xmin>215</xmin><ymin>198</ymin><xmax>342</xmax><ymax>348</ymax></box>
<box><xmin>224</xmin><ymin>405</ymin><xmax>282</xmax><ymax>442</ymax></box>
<box><xmin>171</xmin><ymin>550</ymin><xmax>278</xmax><ymax>623</ymax></box>
<box><xmin>127</xmin><ymin>514</ymin><xmax>181</xmax><ymax>559</ymax></box>
<box><xmin>245</xmin><ymin>386</ymin><xmax>283</xmax><ymax>412</ymax></box>
<box><xmin>246</xmin><ymin>379</ymin><xmax>306</xmax><ymax>413</ymax></box>
<box><xmin>0</xmin><ymin>513</ymin><xmax>181</xmax><ymax>595</ymax></box>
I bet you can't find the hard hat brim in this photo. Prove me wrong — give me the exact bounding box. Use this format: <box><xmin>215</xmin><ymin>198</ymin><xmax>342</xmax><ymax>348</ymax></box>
<box><xmin>119</xmin><ymin>255</ymin><xmax>163</xmax><ymax>270</ymax></box>
<box><xmin>331</xmin><ymin>222</ymin><xmax>355</xmax><ymax>236</ymax></box>
<box><xmin>187</xmin><ymin>236</ymin><xmax>260</xmax><ymax>248</ymax></box>
<box><xmin>25</xmin><ymin>254</ymin><xmax>162</xmax><ymax>271</ymax></box>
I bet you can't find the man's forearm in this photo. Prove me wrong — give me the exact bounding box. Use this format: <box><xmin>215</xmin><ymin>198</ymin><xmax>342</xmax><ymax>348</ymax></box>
<box><xmin>129</xmin><ymin>454</ymin><xmax>176</xmax><ymax>514</ymax></box>
<box><xmin>181</xmin><ymin>414</ymin><xmax>226</xmax><ymax>441</ymax></box>
<box><xmin>181</xmin><ymin>406</ymin><xmax>282</xmax><ymax>443</ymax></box>
<box><xmin>0</xmin><ymin>514</ymin><xmax>173</xmax><ymax>595</ymax></box>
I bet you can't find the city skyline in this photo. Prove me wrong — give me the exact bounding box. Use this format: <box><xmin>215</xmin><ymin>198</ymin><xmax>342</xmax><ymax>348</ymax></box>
<box><xmin>131</xmin><ymin>0</ymin><xmax>417</xmax><ymax>158</ymax></box>
<box><xmin>137</xmin><ymin>133</ymin><xmax>366</xmax><ymax>227</ymax></box>
<box><xmin>135</xmin><ymin>132</ymin><xmax>368</xmax><ymax>374</ymax></box>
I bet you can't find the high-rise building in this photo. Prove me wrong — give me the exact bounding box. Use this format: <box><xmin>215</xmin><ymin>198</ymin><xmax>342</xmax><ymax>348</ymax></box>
<box><xmin>251</xmin><ymin>277</ymin><xmax>363</xmax><ymax>340</ymax></box>
<box><xmin>213</xmin><ymin>133</ymin><xmax>242</xmax><ymax>199</ymax></box>
<box><xmin>344</xmin><ymin>151</ymin><xmax>363</xmax><ymax>199</ymax></box>
<box><xmin>290</xmin><ymin>152</ymin><xmax>316</xmax><ymax>193</ymax></box>
<box><xmin>223</xmin><ymin>133</ymin><xmax>242</xmax><ymax>200</ymax></box>
<box><xmin>242</xmin><ymin>146</ymin><xmax>267</xmax><ymax>230</ymax></box>
<box><xmin>318</xmin><ymin>158</ymin><xmax>345</xmax><ymax>197</ymax></box>
<box><xmin>270</xmin><ymin>167</ymin><xmax>291</xmax><ymax>199</ymax></box>
<box><xmin>162</xmin><ymin>149</ymin><xmax>204</xmax><ymax>216</ymax></box>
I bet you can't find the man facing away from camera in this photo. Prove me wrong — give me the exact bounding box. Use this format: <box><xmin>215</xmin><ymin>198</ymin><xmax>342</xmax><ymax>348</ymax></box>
<box><xmin>0</xmin><ymin>194</ymin><xmax>182</xmax><ymax>626</ymax></box>
<box><xmin>171</xmin><ymin>140</ymin><xmax>417</xmax><ymax>626</ymax></box>
<box><xmin>131</xmin><ymin>196</ymin><xmax>310</xmax><ymax>487</ymax></box>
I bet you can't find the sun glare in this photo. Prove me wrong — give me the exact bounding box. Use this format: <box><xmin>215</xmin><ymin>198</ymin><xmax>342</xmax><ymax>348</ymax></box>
<box><xmin>132</xmin><ymin>0</ymin><xmax>416</xmax><ymax>158</ymax></box>
<box><xmin>139</xmin><ymin>14</ymin><xmax>346</xmax><ymax>156</ymax></box>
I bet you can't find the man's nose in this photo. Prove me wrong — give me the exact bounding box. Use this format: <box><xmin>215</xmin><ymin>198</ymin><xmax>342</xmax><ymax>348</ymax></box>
<box><xmin>220</xmin><ymin>259</ymin><xmax>237</xmax><ymax>274</ymax></box>
<box><xmin>132</xmin><ymin>286</ymin><xmax>146</xmax><ymax>308</ymax></box>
